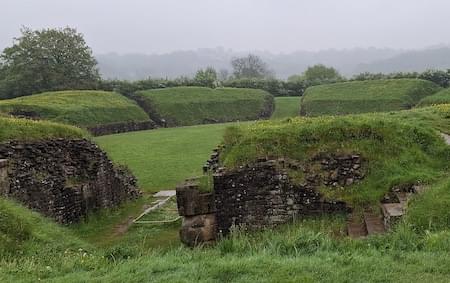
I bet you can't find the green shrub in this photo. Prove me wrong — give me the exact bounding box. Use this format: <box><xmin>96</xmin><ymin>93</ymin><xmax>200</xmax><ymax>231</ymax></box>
<box><xmin>134</xmin><ymin>87</ymin><xmax>274</xmax><ymax>126</ymax></box>
<box><xmin>300</xmin><ymin>79</ymin><xmax>440</xmax><ymax>116</ymax></box>
<box><xmin>0</xmin><ymin>90</ymin><xmax>150</xmax><ymax>128</ymax></box>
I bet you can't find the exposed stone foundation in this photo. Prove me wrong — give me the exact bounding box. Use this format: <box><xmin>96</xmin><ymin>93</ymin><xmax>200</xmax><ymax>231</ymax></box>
<box><xmin>87</xmin><ymin>120</ymin><xmax>156</xmax><ymax>136</ymax></box>
<box><xmin>0</xmin><ymin>139</ymin><xmax>141</xmax><ymax>224</ymax></box>
<box><xmin>177</xmin><ymin>154</ymin><xmax>365</xmax><ymax>245</ymax></box>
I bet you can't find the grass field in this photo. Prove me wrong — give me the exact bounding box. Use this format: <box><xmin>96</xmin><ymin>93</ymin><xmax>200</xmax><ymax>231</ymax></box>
<box><xmin>95</xmin><ymin>122</ymin><xmax>245</xmax><ymax>192</ymax></box>
<box><xmin>0</xmin><ymin>90</ymin><xmax>150</xmax><ymax>128</ymax></box>
<box><xmin>4</xmin><ymin>97</ymin><xmax>450</xmax><ymax>281</ymax></box>
<box><xmin>134</xmin><ymin>87</ymin><xmax>273</xmax><ymax>126</ymax></box>
<box><xmin>418</xmin><ymin>88</ymin><xmax>450</xmax><ymax>107</ymax></box>
<box><xmin>300</xmin><ymin>79</ymin><xmax>440</xmax><ymax>116</ymax></box>
<box><xmin>271</xmin><ymin>96</ymin><xmax>301</xmax><ymax>119</ymax></box>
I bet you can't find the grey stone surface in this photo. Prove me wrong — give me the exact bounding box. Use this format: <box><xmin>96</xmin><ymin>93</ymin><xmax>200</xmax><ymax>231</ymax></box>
<box><xmin>0</xmin><ymin>139</ymin><xmax>141</xmax><ymax>224</ymax></box>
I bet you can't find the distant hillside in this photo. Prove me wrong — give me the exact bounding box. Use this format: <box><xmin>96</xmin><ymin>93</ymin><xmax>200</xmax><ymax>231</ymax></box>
<box><xmin>96</xmin><ymin>48</ymin><xmax>401</xmax><ymax>80</ymax></box>
<box><xmin>355</xmin><ymin>47</ymin><xmax>450</xmax><ymax>74</ymax></box>
<box><xmin>97</xmin><ymin>47</ymin><xmax>450</xmax><ymax>80</ymax></box>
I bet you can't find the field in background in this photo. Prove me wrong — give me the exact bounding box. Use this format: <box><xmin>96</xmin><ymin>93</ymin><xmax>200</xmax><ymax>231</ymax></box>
<box><xmin>95</xmin><ymin>97</ymin><xmax>301</xmax><ymax>192</ymax></box>
<box><xmin>271</xmin><ymin>96</ymin><xmax>301</xmax><ymax>119</ymax></box>
<box><xmin>95</xmin><ymin>123</ymin><xmax>236</xmax><ymax>192</ymax></box>
<box><xmin>300</xmin><ymin>79</ymin><xmax>440</xmax><ymax>116</ymax></box>
<box><xmin>0</xmin><ymin>90</ymin><xmax>150</xmax><ymax>128</ymax></box>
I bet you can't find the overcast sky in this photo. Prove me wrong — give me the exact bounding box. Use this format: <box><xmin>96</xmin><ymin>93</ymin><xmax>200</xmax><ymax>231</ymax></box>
<box><xmin>1</xmin><ymin>0</ymin><xmax>450</xmax><ymax>54</ymax></box>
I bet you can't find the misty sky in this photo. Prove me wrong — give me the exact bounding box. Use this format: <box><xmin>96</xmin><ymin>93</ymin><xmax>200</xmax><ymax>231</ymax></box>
<box><xmin>1</xmin><ymin>0</ymin><xmax>450</xmax><ymax>54</ymax></box>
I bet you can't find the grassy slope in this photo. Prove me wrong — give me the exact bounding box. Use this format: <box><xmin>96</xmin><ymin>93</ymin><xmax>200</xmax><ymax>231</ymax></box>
<box><xmin>0</xmin><ymin>90</ymin><xmax>150</xmax><ymax>128</ymax></box>
<box><xmin>3</xmin><ymin>105</ymin><xmax>450</xmax><ymax>281</ymax></box>
<box><xmin>220</xmin><ymin>111</ymin><xmax>450</xmax><ymax>206</ymax></box>
<box><xmin>0</xmin><ymin>117</ymin><xmax>85</xmax><ymax>142</ymax></box>
<box><xmin>300</xmin><ymin>79</ymin><xmax>440</xmax><ymax>116</ymax></box>
<box><xmin>135</xmin><ymin>87</ymin><xmax>273</xmax><ymax>126</ymax></box>
<box><xmin>271</xmin><ymin>96</ymin><xmax>301</xmax><ymax>119</ymax></box>
<box><xmin>418</xmin><ymin>88</ymin><xmax>450</xmax><ymax>107</ymax></box>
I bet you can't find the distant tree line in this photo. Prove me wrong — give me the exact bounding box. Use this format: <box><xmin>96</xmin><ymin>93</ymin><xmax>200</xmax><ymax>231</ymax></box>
<box><xmin>1</xmin><ymin>27</ymin><xmax>449</xmax><ymax>100</ymax></box>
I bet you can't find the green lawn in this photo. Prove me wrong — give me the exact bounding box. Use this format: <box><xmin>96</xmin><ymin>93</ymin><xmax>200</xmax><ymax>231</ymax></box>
<box><xmin>0</xmin><ymin>90</ymin><xmax>150</xmax><ymax>128</ymax></box>
<box><xmin>134</xmin><ymin>87</ymin><xmax>274</xmax><ymax>126</ymax></box>
<box><xmin>300</xmin><ymin>79</ymin><xmax>440</xmax><ymax>116</ymax></box>
<box><xmin>271</xmin><ymin>96</ymin><xmax>301</xmax><ymax>119</ymax></box>
<box><xmin>95</xmin><ymin>122</ymin><xmax>247</xmax><ymax>192</ymax></box>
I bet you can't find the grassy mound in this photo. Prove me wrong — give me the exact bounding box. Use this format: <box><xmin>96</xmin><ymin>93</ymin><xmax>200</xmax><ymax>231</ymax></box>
<box><xmin>134</xmin><ymin>87</ymin><xmax>274</xmax><ymax>127</ymax></box>
<box><xmin>300</xmin><ymin>79</ymin><xmax>440</xmax><ymax>116</ymax></box>
<box><xmin>220</xmin><ymin>114</ymin><xmax>450</xmax><ymax>206</ymax></box>
<box><xmin>0</xmin><ymin>90</ymin><xmax>150</xmax><ymax>128</ymax></box>
<box><xmin>271</xmin><ymin>96</ymin><xmax>301</xmax><ymax>119</ymax></box>
<box><xmin>418</xmin><ymin>88</ymin><xmax>450</xmax><ymax>107</ymax></box>
<box><xmin>0</xmin><ymin>197</ymin><xmax>89</xmax><ymax>256</ymax></box>
<box><xmin>0</xmin><ymin>117</ymin><xmax>85</xmax><ymax>143</ymax></box>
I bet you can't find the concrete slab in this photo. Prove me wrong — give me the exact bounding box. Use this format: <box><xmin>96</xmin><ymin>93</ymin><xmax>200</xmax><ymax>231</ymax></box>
<box><xmin>154</xmin><ymin>190</ymin><xmax>176</xmax><ymax>197</ymax></box>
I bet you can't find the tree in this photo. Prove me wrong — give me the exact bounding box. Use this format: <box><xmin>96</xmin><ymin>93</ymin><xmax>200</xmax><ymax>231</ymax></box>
<box><xmin>230</xmin><ymin>54</ymin><xmax>273</xmax><ymax>79</ymax></box>
<box><xmin>302</xmin><ymin>64</ymin><xmax>343</xmax><ymax>86</ymax></box>
<box><xmin>0</xmin><ymin>27</ymin><xmax>100</xmax><ymax>99</ymax></box>
<box><xmin>194</xmin><ymin>67</ymin><xmax>217</xmax><ymax>88</ymax></box>
<box><xmin>419</xmin><ymin>69</ymin><xmax>450</xmax><ymax>88</ymax></box>
<box><xmin>217</xmin><ymin>69</ymin><xmax>229</xmax><ymax>82</ymax></box>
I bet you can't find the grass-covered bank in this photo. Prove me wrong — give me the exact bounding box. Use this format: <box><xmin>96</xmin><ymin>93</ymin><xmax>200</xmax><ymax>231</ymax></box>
<box><xmin>4</xmin><ymin>196</ymin><xmax>450</xmax><ymax>282</ymax></box>
<box><xmin>300</xmin><ymin>79</ymin><xmax>440</xmax><ymax>116</ymax></box>
<box><xmin>418</xmin><ymin>88</ymin><xmax>450</xmax><ymax>107</ymax></box>
<box><xmin>271</xmin><ymin>96</ymin><xmax>301</xmax><ymax>119</ymax></box>
<box><xmin>0</xmin><ymin>116</ymin><xmax>85</xmax><ymax>142</ymax></box>
<box><xmin>220</xmin><ymin>110</ymin><xmax>450</xmax><ymax>207</ymax></box>
<box><xmin>0</xmin><ymin>90</ymin><xmax>150</xmax><ymax>128</ymax></box>
<box><xmin>134</xmin><ymin>87</ymin><xmax>274</xmax><ymax>127</ymax></box>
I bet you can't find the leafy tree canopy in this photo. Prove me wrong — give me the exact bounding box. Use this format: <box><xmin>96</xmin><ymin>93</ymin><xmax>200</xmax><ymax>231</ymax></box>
<box><xmin>194</xmin><ymin>67</ymin><xmax>217</xmax><ymax>88</ymax></box>
<box><xmin>231</xmin><ymin>54</ymin><xmax>273</xmax><ymax>79</ymax></box>
<box><xmin>0</xmin><ymin>27</ymin><xmax>100</xmax><ymax>99</ymax></box>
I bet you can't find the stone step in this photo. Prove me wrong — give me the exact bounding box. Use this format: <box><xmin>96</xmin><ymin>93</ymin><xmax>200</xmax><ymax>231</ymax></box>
<box><xmin>394</xmin><ymin>191</ymin><xmax>414</xmax><ymax>205</ymax></box>
<box><xmin>347</xmin><ymin>220</ymin><xmax>367</xmax><ymax>238</ymax></box>
<box><xmin>363</xmin><ymin>212</ymin><xmax>386</xmax><ymax>235</ymax></box>
<box><xmin>381</xmin><ymin>202</ymin><xmax>404</xmax><ymax>230</ymax></box>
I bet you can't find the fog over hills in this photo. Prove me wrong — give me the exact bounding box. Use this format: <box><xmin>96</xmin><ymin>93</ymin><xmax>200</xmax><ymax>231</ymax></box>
<box><xmin>96</xmin><ymin>47</ymin><xmax>450</xmax><ymax>80</ymax></box>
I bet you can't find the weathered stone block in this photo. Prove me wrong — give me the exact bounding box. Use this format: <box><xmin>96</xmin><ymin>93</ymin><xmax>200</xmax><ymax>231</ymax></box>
<box><xmin>176</xmin><ymin>183</ymin><xmax>215</xmax><ymax>216</ymax></box>
<box><xmin>180</xmin><ymin>214</ymin><xmax>217</xmax><ymax>246</ymax></box>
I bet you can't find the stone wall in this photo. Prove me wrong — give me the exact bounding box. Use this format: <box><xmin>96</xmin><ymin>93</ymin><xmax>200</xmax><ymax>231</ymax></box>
<box><xmin>0</xmin><ymin>139</ymin><xmax>141</xmax><ymax>224</ymax></box>
<box><xmin>0</xmin><ymin>159</ymin><xmax>9</xmax><ymax>195</ymax></box>
<box><xmin>87</xmin><ymin>120</ymin><xmax>156</xmax><ymax>136</ymax></box>
<box><xmin>176</xmin><ymin>181</ymin><xmax>217</xmax><ymax>246</ymax></box>
<box><xmin>177</xmin><ymin>154</ymin><xmax>365</xmax><ymax>245</ymax></box>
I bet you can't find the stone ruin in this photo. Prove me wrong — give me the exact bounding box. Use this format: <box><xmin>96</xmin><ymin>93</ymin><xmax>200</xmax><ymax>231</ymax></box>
<box><xmin>0</xmin><ymin>139</ymin><xmax>141</xmax><ymax>224</ymax></box>
<box><xmin>176</xmin><ymin>149</ymin><xmax>366</xmax><ymax>246</ymax></box>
